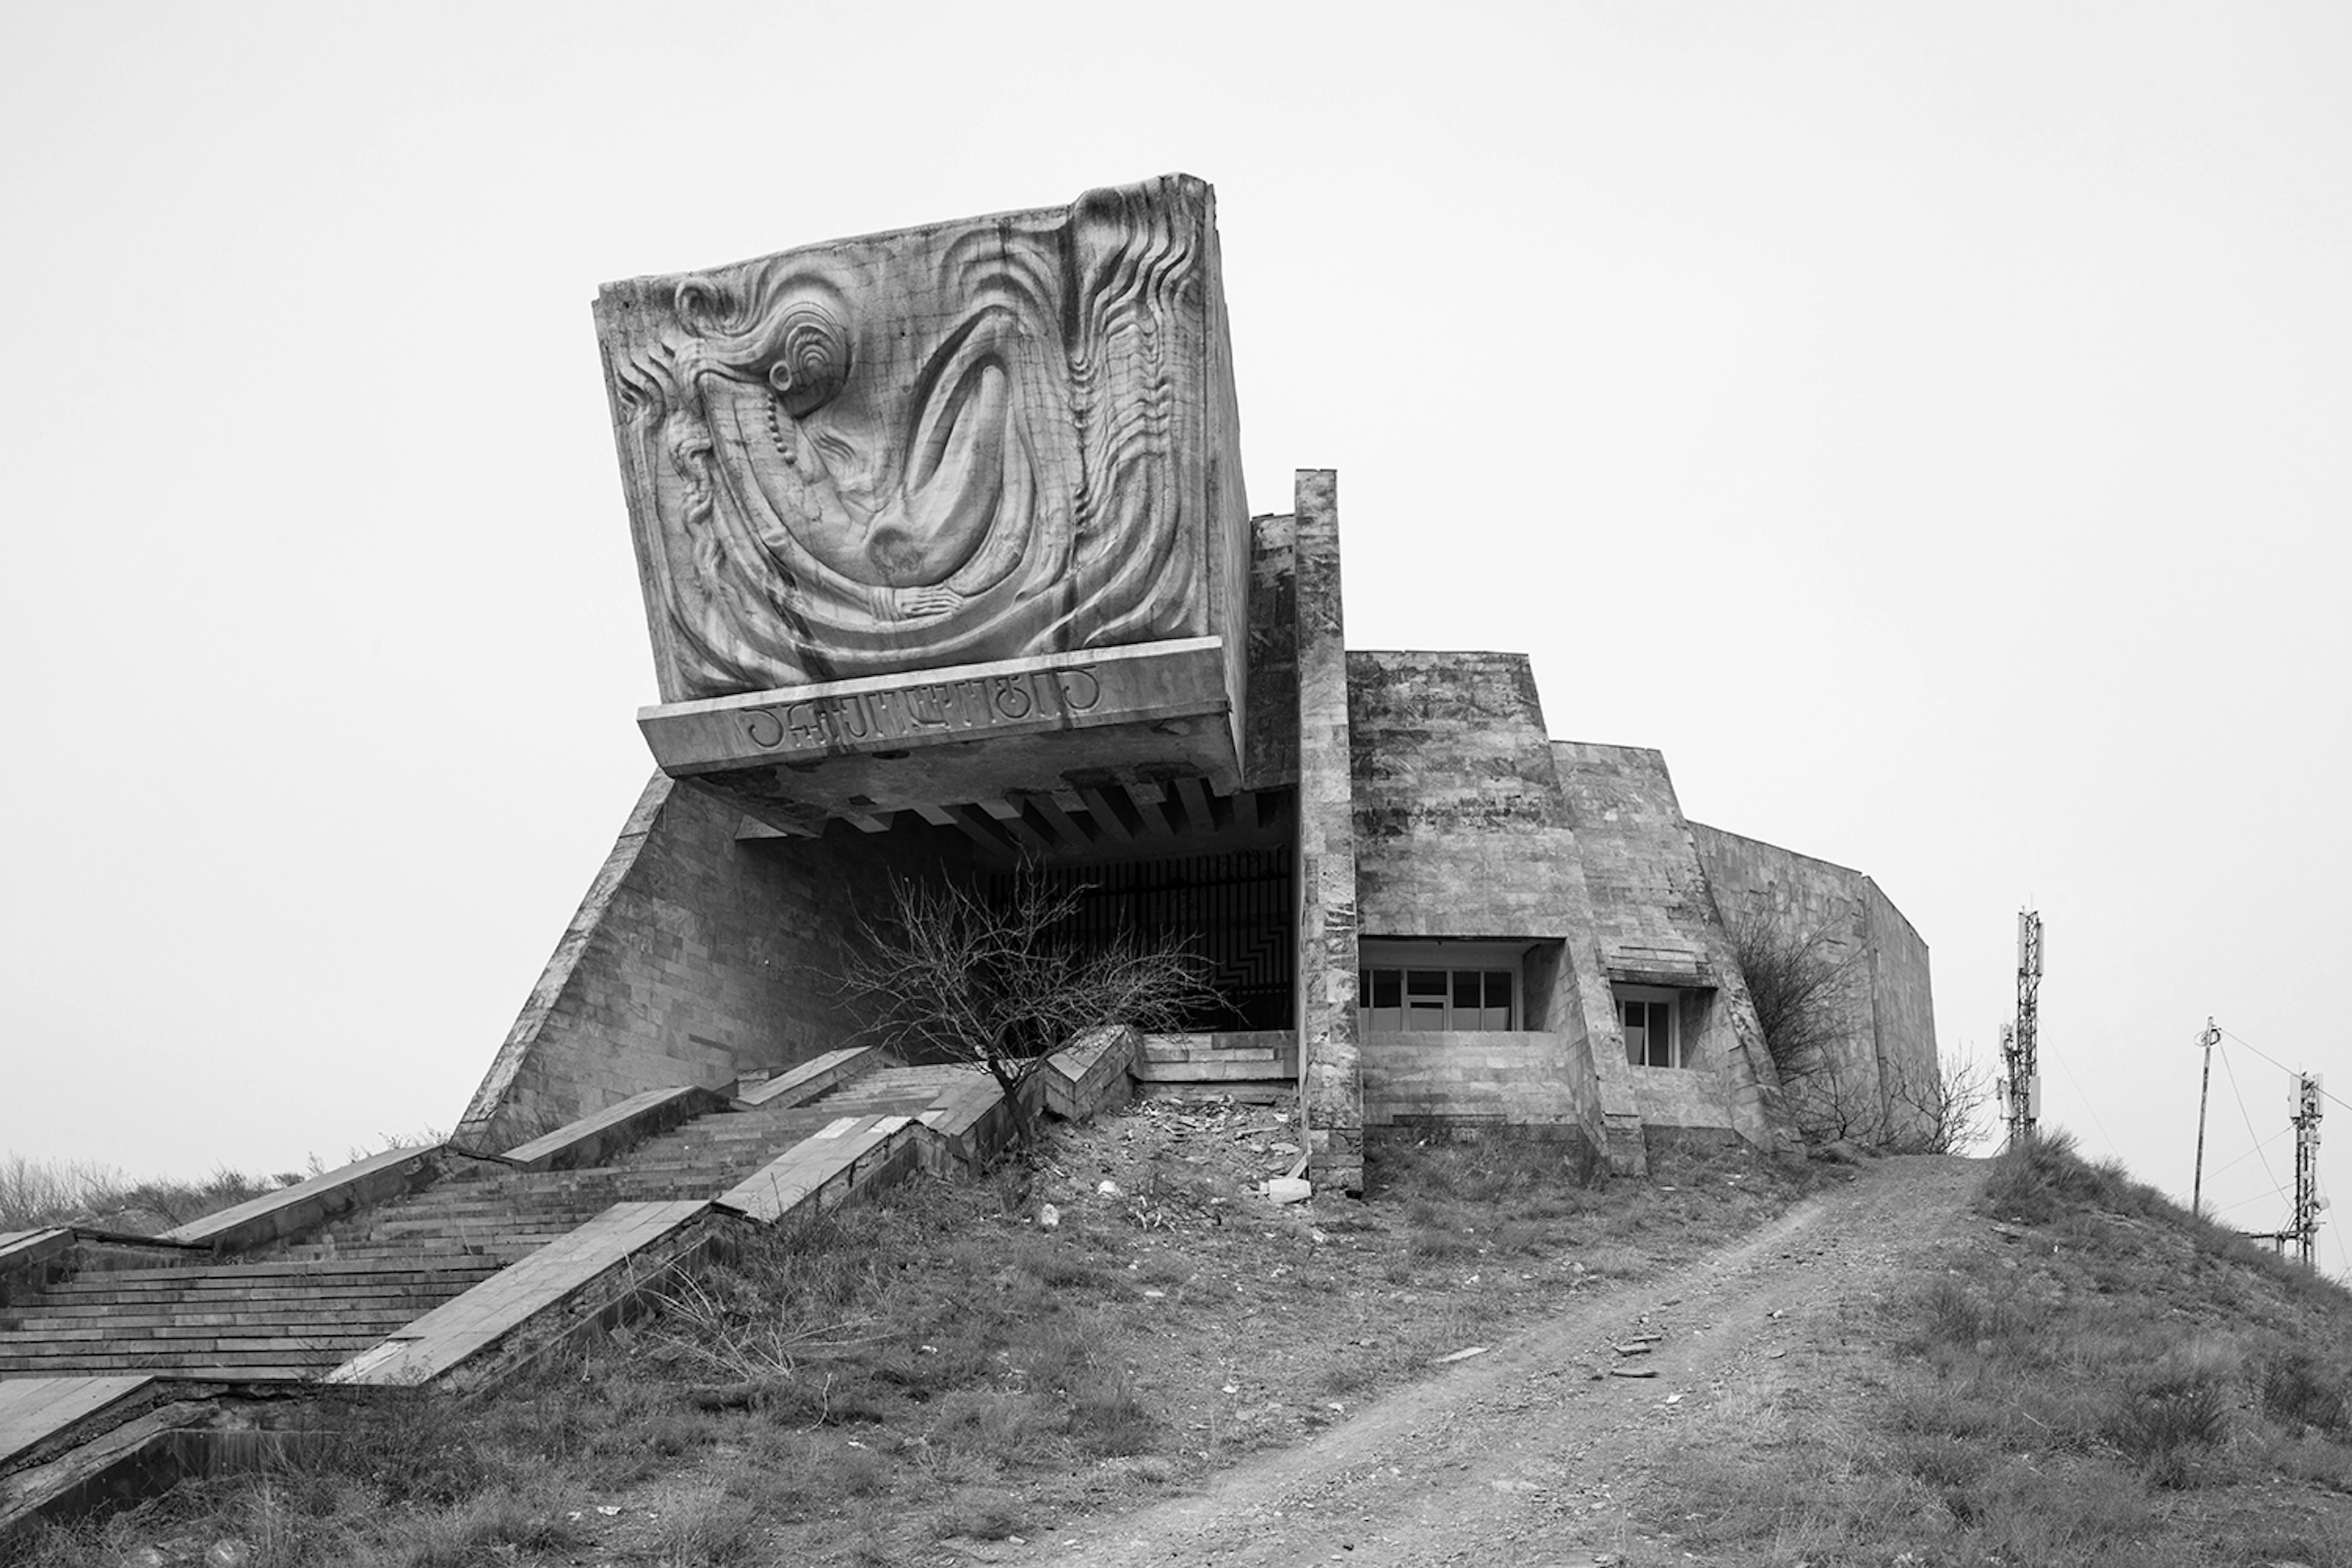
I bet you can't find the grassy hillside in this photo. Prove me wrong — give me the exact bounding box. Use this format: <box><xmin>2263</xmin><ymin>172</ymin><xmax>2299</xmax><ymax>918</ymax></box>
<box><xmin>9</xmin><ymin>1117</ymin><xmax>2348</xmax><ymax>1567</ymax></box>
<box><xmin>1657</xmin><ymin>1133</ymin><xmax>2352</xmax><ymax>1565</ymax></box>
<box><xmin>4</xmin><ymin>1102</ymin><xmax>1820</xmax><ymax>1567</ymax></box>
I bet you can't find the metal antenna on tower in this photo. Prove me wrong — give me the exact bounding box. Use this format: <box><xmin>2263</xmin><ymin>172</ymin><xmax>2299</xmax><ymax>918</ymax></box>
<box><xmin>1999</xmin><ymin>909</ymin><xmax>2043</xmax><ymax>1150</ymax></box>
<box><xmin>2291</xmin><ymin>1071</ymin><xmax>2325</xmax><ymax>1267</ymax></box>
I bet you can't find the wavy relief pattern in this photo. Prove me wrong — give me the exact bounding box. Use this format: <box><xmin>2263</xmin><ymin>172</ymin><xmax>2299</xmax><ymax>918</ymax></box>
<box><xmin>602</xmin><ymin>176</ymin><xmax>1218</xmax><ymax>698</ymax></box>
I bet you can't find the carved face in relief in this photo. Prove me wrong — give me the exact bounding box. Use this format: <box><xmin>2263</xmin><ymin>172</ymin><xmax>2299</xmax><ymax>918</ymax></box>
<box><xmin>600</xmin><ymin>176</ymin><xmax>1234</xmax><ymax>699</ymax></box>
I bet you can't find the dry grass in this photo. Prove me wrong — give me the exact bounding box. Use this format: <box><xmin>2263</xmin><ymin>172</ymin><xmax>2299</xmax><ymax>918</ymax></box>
<box><xmin>0</xmin><ymin>1154</ymin><xmax>293</xmax><ymax>1236</ymax></box>
<box><xmin>3</xmin><ymin>1101</ymin><xmax>1823</xmax><ymax>1567</ymax></box>
<box><xmin>1649</xmin><ymin>1132</ymin><xmax>2352</xmax><ymax>1566</ymax></box>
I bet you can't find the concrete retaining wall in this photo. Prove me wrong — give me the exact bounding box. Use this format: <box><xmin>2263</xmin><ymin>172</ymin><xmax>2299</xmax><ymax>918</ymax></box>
<box><xmin>456</xmin><ymin>773</ymin><xmax>965</xmax><ymax>1152</ymax></box>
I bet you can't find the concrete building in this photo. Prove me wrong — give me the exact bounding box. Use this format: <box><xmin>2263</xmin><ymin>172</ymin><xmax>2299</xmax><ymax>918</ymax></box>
<box><xmin>458</xmin><ymin>175</ymin><xmax>1938</xmax><ymax>1192</ymax></box>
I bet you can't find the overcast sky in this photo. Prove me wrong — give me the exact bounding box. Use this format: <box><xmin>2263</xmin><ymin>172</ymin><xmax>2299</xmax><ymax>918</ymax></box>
<box><xmin>3</xmin><ymin>4</ymin><xmax>2345</xmax><ymax>1263</ymax></box>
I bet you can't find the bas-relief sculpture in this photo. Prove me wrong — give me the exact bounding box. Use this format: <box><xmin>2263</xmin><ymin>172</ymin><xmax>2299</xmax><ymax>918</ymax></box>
<box><xmin>597</xmin><ymin>175</ymin><xmax>1243</xmax><ymax>704</ymax></box>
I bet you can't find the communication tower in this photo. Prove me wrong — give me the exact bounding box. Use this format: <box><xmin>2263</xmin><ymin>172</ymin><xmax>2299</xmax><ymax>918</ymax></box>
<box><xmin>1998</xmin><ymin>909</ymin><xmax>2043</xmax><ymax>1149</ymax></box>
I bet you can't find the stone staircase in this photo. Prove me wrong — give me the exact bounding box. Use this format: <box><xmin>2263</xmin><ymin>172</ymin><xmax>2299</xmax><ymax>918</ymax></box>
<box><xmin>0</xmin><ymin>1064</ymin><xmax>969</xmax><ymax>1384</ymax></box>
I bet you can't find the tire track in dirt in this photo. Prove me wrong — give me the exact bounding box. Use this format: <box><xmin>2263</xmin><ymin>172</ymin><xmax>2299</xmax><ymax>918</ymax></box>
<box><xmin>1033</xmin><ymin>1155</ymin><xmax>1982</xmax><ymax>1567</ymax></box>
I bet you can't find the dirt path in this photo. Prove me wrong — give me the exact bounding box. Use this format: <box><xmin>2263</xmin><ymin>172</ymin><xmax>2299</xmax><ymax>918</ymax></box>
<box><xmin>1033</xmin><ymin>1155</ymin><xmax>1981</xmax><ymax>1568</ymax></box>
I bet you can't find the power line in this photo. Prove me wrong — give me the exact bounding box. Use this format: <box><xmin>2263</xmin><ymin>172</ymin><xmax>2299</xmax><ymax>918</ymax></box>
<box><xmin>2205</xmin><ymin>1124</ymin><xmax>2291</xmax><ymax>1182</ymax></box>
<box><xmin>2217</xmin><ymin>1043</ymin><xmax>2291</xmax><ymax>1212</ymax></box>
<box><xmin>2045</xmin><ymin>1038</ymin><xmax>2122</xmax><ymax>1164</ymax></box>
<box><xmin>2220</xmin><ymin>1028</ymin><xmax>2348</xmax><ymax>1115</ymax></box>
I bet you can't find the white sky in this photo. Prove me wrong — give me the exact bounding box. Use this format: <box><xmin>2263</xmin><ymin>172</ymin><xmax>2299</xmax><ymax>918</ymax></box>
<box><xmin>3</xmin><ymin>4</ymin><xmax>2345</xmax><ymax>1264</ymax></box>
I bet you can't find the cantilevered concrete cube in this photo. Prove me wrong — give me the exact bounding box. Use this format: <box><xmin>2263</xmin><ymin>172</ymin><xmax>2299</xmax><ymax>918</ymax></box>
<box><xmin>595</xmin><ymin>175</ymin><xmax>1249</xmax><ymax>827</ymax></box>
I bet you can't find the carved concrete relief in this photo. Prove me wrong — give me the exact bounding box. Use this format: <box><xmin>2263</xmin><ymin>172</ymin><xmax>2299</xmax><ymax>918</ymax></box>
<box><xmin>597</xmin><ymin>175</ymin><xmax>1242</xmax><ymax>701</ymax></box>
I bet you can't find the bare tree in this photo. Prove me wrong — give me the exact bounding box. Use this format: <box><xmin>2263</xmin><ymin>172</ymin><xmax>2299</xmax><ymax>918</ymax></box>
<box><xmin>1886</xmin><ymin>1054</ymin><xmax>1996</xmax><ymax>1155</ymax></box>
<box><xmin>1724</xmin><ymin>905</ymin><xmax>1870</xmax><ymax>1085</ymax></box>
<box><xmin>837</xmin><ymin>871</ymin><xmax>1221</xmax><ymax>1146</ymax></box>
<box><xmin>1726</xmin><ymin>903</ymin><xmax>1990</xmax><ymax>1153</ymax></box>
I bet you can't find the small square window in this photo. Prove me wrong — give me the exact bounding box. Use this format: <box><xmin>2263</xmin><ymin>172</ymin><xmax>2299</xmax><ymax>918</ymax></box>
<box><xmin>1618</xmin><ymin>987</ymin><xmax>1684</xmax><ymax>1068</ymax></box>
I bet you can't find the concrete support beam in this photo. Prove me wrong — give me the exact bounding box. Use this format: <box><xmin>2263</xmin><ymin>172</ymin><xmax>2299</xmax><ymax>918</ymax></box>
<box><xmin>1293</xmin><ymin>470</ymin><xmax>1365</xmax><ymax>1195</ymax></box>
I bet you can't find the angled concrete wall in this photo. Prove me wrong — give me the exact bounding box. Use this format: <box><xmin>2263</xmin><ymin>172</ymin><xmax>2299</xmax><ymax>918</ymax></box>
<box><xmin>1551</xmin><ymin>743</ymin><xmax>1792</xmax><ymax>1155</ymax></box>
<box><xmin>456</xmin><ymin>775</ymin><xmax>965</xmax><ymax>1152</ymax></box>
<box><xmin>1688</xmin><ymin>823</ymin><xmax>1939</xmax><ymax>1142</ymax></box>
<box><xmin>1343</xmin><ymin>650</ymin><xmax>1622</xmax><ymax>1161</ymax></box>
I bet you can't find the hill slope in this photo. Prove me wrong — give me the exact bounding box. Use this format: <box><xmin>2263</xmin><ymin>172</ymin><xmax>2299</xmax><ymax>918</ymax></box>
<box><xmin>8</xmin><ymin>1123</ymin><xmax>2348</xmax><ymax>1567</ymax></box>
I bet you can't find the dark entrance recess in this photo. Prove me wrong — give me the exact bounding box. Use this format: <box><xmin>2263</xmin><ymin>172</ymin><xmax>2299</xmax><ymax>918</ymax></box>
<box><xmin>986</xmin><ymin>846</ymin><xmax>1295</xmax><ymax>1031</ymax></box>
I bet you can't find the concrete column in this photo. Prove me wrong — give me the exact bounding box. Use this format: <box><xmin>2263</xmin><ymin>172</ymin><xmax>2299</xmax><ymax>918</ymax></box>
<box><xmin>1292</xmin><ymin>470</ymin><xmax>1364</xmax><ymax>1194</ymax></box>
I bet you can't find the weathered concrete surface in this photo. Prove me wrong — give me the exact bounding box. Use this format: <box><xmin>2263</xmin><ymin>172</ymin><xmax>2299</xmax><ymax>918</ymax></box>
<box><xmin>499</xmin><ymin>1085</ymin><xmax>729</xmax><ymax>1174</ymax></box>
<box><xmin>1293</xmin><ymin>472</ymin><xmax>1363</xmax><ymax>1195</ymax></box>
<box><xmin>601</xmin><ymin>175</ymin><xmax>1253</xmax><ymax>831</ymax></box>
<box><xmin>734</xmin><ymin>1046</ymin><xmax>882</xmax><ymax>1110</ymax></box>
<box><xmin>1243</xmin><ymin>512</ymin><xmax>1300</xmax><ymax>790</ymax></box>
<box><xmin>456</xmin><ymin>774</ymin><xmax>970</xmax><ymax>1153</ymax></box>
<box><xmin>1043</xmin><ymin>1026</ymin><xmax>1141</xmax><ymax>1121</ymax></box>
<box><xmin>1343</xmin><ymin>650</ymin><xmax>1621</xmax><ymax>1163</ymax></box>
<box><xmin>1552</xmin><ymin>742</ymin><xmax>1793</xmax><ymax>1156</ymax></box>
<box><xmin>713</xmin><ymin>1115</ymin><xmax>921</xmax><ymax>1223</ymax></box>
<box><xmin>1691</xmin><ymin>823</ymin><xmax>1939</xmax><ymax>1142</ymax></box>
<box><xmin>598</xmin><ymin>174</ymin><xmax>1246</xmax><ymax>701</ymax></box>
<box><xmin>327</xmin><ymin>1202</ymin><xmax>714</xmax><ymax>1390</ymax></box>
<box><xmin>161</xmin><ymin>1145</ymin><xmax>443</xmax><ymax>1255</ymax></box>
<box><xmin>1357</xmin><ymin>1030</ymin><xmax>1600</xmax><ymax>1138</ymax></box>
<box><xmin>640</xmin><ymin>639</ymin><xmax>1243</xmax><ymax>831</ymax></box>
<box><xmin>0</xmin><ymin>1376</ymin><xmax>159</xmax><ymax>1476</ymax></box>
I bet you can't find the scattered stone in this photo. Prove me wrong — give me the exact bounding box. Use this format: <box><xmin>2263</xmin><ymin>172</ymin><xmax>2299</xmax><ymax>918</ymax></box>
<box><xmin>1265</xmin><ymin>1177</ymin><xmax>1313</xmax><ymax>1205</ymax></box>
<box><xmin>1038</xmin><ymin>1204</ymin><xmax>1061</xmax><ymax>1230</ymax></box>
<box><xmin>1142</xmin><ymin>1288</ymin><xmax>1166</xmax><ymax>1299</ymax></box>
<box><xmin>1096</xmin><ymin>1179</ymin><xmax>1123</xmax><ymax>1198</ymax></box>
<box><xmin>1434</xmin><ymin>1346</ymin><xmax>1490</xmax><ymax>1364</ymax></box>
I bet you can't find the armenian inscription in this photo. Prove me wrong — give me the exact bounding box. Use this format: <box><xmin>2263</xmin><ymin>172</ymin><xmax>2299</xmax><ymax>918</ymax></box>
<box><xmin>739</xmin><ymin>665</ymin><xmax>1104</xmax><ymax>753</ymax></box>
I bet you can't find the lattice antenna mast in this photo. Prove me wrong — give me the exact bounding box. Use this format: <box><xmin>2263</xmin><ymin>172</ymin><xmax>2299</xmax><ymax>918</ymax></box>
<box><xmin>2291</xmin><ymin>1072</ymin><xmax>2325</xmax><ymax>1268</ymax></box>
<box><xmin>2000</xmin><ymin>909</ymin><xmax>2043</xmax><ymax>1150</ymax></box>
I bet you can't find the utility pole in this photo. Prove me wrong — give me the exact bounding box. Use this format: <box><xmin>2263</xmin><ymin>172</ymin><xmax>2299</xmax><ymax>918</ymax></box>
<box><xmin>2000</xmin><ymin>909</ymin><xmax>2044</xmax><ymax>1150</ymax></box>
<box><xmin>2291</xmin><ymin>1071</ymin><xmax>2324</xmax><ymax>1267</ymax></box>
<box><xmin>2192</xmin><ymin>1018</ymin><xmax>2218</xmax><ymax>1216</ymax></box>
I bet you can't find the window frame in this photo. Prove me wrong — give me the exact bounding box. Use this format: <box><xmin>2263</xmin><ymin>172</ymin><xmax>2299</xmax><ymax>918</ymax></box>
<box><xmin>1356</xmin><ymin>940</ymin><xmax>1529</xmax><ymax>1033</ymax></box>
<box><xmin>1616</xmin><ymin>983</ymin><xmax>1685</xmax><ymax>1069</ymax></box>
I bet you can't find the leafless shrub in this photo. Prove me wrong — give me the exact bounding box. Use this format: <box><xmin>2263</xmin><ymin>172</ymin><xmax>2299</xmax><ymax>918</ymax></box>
<box><xmin>837</xmin><ymin>869</ymin><xmax>1220</xmax><ymax>1145</ymax></box>
<box><xmin>1726</xmin><ymin>907</ymin><xmax>1986</xmax><ymax>1153</ymax></box>
<box><xmin>1885</xmin><ymin>1054</ymin><xmax>1996</xmax><ymax>1155</ymax></box>
<box><xmin>1724</xmin><ymin>905</ymin><xmax>1869</xmax><ymax>1084</ymax></box>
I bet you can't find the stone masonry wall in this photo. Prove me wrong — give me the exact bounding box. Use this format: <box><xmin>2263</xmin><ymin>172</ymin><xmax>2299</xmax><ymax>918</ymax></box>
<box><xmin>1551</xmin><ymin>743</ymin><xmax>1792</xmax><ymax>1155</ymax></box>
<box><xmin>1343</xmin><ymin>651</ymin><xmax>1619</xmax><ymax>1161</ymax></box>
<box><xmin>1863</xmin><ymin>877</ymin><xmax>1941</xmax><ymax>1135</ymax></box>
<box><xmin>1688</xmin><ymin>823</ymin><xmax>1939</xmax><ymax>1143</ymax></box>
<box><xmin>456</xmin><ymin>774</ymin><xmax>966</xmax><ymax>1152</ymax></box>
<box><xmin>1358</xmin><ymin>1031</ymin><xmax>1599</xmax><ymax>1142</ymax></box>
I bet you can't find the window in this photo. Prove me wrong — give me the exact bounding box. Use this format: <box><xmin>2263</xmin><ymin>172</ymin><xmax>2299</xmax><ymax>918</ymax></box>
<box><xmin>1356</xmin><ymin>942</ymin><xmax>1524</xmax><ymax>1031</ymax></box>
<box><xmin>1619</xmin><ymin>985</ymin><xmax>1683</xmax><ymax>1068</ymax></box>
